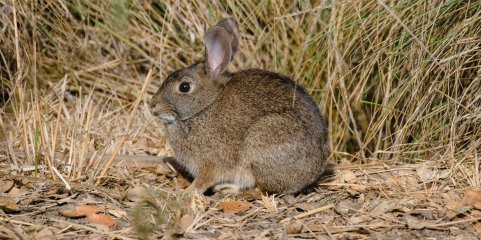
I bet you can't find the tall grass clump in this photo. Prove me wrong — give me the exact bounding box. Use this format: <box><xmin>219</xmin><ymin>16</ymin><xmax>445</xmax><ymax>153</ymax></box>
<box><xmin>0</xmin><ymin>1</ymin><xmax>480</xmax><ymax>185</ymax></box>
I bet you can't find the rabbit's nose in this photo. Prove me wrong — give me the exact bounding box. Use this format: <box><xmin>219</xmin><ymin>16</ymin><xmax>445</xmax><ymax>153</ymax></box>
<box><xmin>150</xmin><ymin>102</ymin><xmax>162</xmax><ymax>116</ymax></box>
<box><xmin>150</xmin><ymin>101</ymin><xmax>177</xmax><ymax>123</ymax></box>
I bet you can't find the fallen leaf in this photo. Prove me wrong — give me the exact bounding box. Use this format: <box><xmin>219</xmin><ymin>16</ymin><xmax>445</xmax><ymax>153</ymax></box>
<box><xmin>46</xmin><ymin>188</ymin><xmax>60</xmax><ymax>195</ymax></box>
<box><xmin>35</xmin><ymin>227</ymin><xmax>54</xmax><ymax>240</ymax></box>
<box><xmin>0</xmin><ymin>180</ymin><xmax>14</xmax><ymax>193</ymax></box>
<box><xmin>349</xmin><ymin>184</ymin><xmax>367</xmax><ymax>193</ymax></box>
<box><xmin>7</xmin><ymin>187</ymin><xmax>21</xmax><ymax>200</ymax></box>
<box><xmin>126</xmin><ymin>187</ymin><xmax>148</xmax><ymax>202</ymax></box>
<box><xmin>35</xmin><ymin>237</ymin><xmax>55</xmax><ymax>240</ymax></box>
<box><xmin>87</xmin><ymin>213</ymin><xmax>116</xmax><ymax>228</ymax></box>
<box><xmin>24</xmin><ymin>225</ymin><xmax>43</xmax><ymax>233</ymax></box>
<box><xmin>335</xmin><ymin>199</ymin><xmax>359</xmax><ymax>215</ymax></box>
<box><xmin>463</xmin><ymin>189</ymin><xmax>481</xmax><ymax>210</ymax></box>
<box><xmin>405</xmin><ymin>215</ymin><xmax>425</xmax><ymax>230</ymax></box>
<box><xmin>370</xmin><ymin>200</ymin><xmax>395</xmax><ymax>216</ymax></box>
<box><xmin>339</xmin><ymin>170</ymin><xmax>357</xmax><ymax>183</ymax></box>
<box><xmin>59</xmin><ymin>205</ymin><xmax>98</xmax><ymax>218</ymax></box>
<box><xmin>410</xmin><ymin>209</ymin><xmax>435</xmax><ymax>220</ymax></box>
<box><xmin>155</xmin><ymin>162</ymin><xmax>173</xmax><ymax>175</ymax></box>
<box><xmin>48</xmin><ymin>192</ymin><xmax>69</xmax><ymax>200</ymax></box>
<box><xmin>294</xmin><ymin>202</ymin><xmax>319</xmax><ymax>211</ymax></box>
<box><xmin>385</xmin><ymin>175</ymin><xmax>419</xmax><ymax>191</ymax></box>
<box><xmin>0</xmin><ymin>225</ymin><xmax>17</xmax><ymax>239</ymax></box>
<box><xmin>80</xmin><ymin>194</ymin><xmax>100</xmax><ymax>204</ymax></box>
<box><xmin>179</xmin><ymin>214</ymin><xmax>195</xmax><ymax>231</ymax></box>
<box><xmin>218</xmin><ymin>200</ymin><xmax>251</xmax><ymax>214</ymax></box>
<box><xmin>285</xmin><ymin>220</ymin><xmax>303</xmax><ymax>234</ymax></box>
<box><xmin>416</xmin><ymin>164</ymin><xmax>436</xmax><ymax>182</ymax></box>
<box><xmin>176</xmin><ymin>176</ymin><xmax>190</xmax><ymax>189</ymax></box>
<box><xmin>239</xmin><ymin>188</ymin><xmax>264</xmax><ymax>201</ymax></box>
<box><xmin>76</xmin><ymin>205</ymin><xmax>98</xmax><ymax>216</ymax></box>
<box><xmin>0</xmin><ymin>196</ymin><xmax>20</xmax><ymax>213</ymax></box>
<box><xmin>473</xmin><ymin>209</ymin><xmax>481</xmax><ymax>217</ymax></box>
<box><xmin>473</xmin><ymin>222</ymin><xmax>481</xmax><ymax>234</ymax></box>
<box><xmin>108</xmin><ymin>209</ymin><xmax>127</xmax><ymax>218</ymax></box>
<box><xmin>348</xmin><ymin>215</ymin><xmax>371</xmax><ymax>224</ymax></box>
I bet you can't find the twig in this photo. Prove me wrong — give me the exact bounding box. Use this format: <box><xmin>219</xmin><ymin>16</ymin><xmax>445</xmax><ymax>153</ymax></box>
<box><xmin>321</xmin><ymin>224</ymin><xmax>334</xmax><ymax>240</ymax></box>
<box><xmin>51</xmin><ymin>166</ymin><xmax>71</xmax><ymax>190</ymax></box>
<box><xmin>13</xmin><ymin>151</ymin><xmax>166</xmax><ymax>168</ymax></box>
<box><xmin>95</xmin><ymin>69</ymin><xmax>153</xmax><ymax>185</ymax></box>
<box><xmin>0</xmin><ymin>217</ymin><xmax>36</xmax><ymax>226</ymax></box>
<box><xmin>306</xmin><ymin>223</ymin><xmax>405</xmax><ymax>233</ymax></box>
<box><xmin>425</xmin><ymin>216</ymin><xmax>481</xmax><ymax>229</ymax></box>
<box><xmin>280</xmin><ymin>204</ymin><xmax>335</xmax><ymax>223</ymax></box>
<box><xmin>49</xmin><ymin>218</ymin><xmax>135</xmax><ymax>240</ymax></box>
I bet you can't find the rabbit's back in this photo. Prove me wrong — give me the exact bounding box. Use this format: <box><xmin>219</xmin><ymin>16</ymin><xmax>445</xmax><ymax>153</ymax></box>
<box><xmin>218</xmin><ymin>69</ymin><xmax>326</xmax><ymax>137</ymax></box>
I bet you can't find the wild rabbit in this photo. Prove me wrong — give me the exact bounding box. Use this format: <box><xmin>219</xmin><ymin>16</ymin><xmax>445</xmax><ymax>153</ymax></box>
<box><xmin>150</xmin><ymin>18</ymin><xmax>329</xmax><ymax>194</ymax></box>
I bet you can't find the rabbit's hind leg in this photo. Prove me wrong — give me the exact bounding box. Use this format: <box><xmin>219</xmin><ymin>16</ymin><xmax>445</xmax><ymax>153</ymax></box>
<box><xmin>213</xmin><ymin>184</ymin><xmax>241</xmax><ymax>194</ymax></box>
<box><xmin>242</xmin><ymin>114</ymin><xmax>323</xmax><ymax>194</ymax></box>
<box><xmin>213</xmin><ymin>167</ymin><xmax>256</xmax><ymax>194</ymax></box>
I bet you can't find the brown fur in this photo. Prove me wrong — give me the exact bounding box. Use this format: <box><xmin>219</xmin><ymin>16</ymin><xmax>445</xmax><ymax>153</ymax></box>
<box><xmin>150</xmin><ymin>18</ymin><xmax>329</xmax><ymax>194</ymax></box>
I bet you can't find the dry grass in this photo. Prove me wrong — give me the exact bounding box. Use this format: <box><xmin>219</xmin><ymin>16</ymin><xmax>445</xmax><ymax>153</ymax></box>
<box><xmin>0</xmin><ymin>0</ymin><xmax>480</xmax><ymax>238</ymax></box>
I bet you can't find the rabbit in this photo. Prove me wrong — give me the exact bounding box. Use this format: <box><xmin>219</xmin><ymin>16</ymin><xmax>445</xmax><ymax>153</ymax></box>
<box><xmin>150</xmin><ymin>18</ymin><xmax>329</xmax><ymax>195</ymax></box>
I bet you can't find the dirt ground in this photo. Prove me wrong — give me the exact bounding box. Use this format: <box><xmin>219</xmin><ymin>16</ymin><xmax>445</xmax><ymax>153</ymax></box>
<box><xmin>1</xmin><ymin>153</ymin><xmax>481</xmax><ymax>239</ymax></box>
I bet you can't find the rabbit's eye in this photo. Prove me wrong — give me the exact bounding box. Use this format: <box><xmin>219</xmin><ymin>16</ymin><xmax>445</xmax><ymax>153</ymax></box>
<box><xmin>179</xmin><ymin>82</ymin><xmax>191</xmax><ymax>93</ymax></box>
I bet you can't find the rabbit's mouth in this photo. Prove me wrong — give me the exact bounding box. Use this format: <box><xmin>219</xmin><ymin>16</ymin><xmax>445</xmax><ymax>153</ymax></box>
<box><xmin>157</xmin><ymin>112</ymin><xmax>177</xmax><ymax>124</ymax></box>
<box><xmin>150</xmin><ymin>103</ymin><xmax>178</xmax><ymax>124</ymax></box>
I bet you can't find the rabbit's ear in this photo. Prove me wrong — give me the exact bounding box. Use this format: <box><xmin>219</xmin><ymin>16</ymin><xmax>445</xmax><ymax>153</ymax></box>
<box><xmin>205</xmin><ymin>18</ymin><xmax>239</xmax><ymax>79</ymax></box>
<box><xmin>215</xmin><ymin>18</ymin><xmax>239</xmax><ymax>57</ymax></box>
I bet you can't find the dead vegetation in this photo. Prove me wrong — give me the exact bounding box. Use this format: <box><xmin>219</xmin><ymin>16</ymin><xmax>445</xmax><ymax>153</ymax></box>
<box><xmin>0</xmin><ymin>0</ymin><xmax>480</xmax><ymax>239</ymax></box>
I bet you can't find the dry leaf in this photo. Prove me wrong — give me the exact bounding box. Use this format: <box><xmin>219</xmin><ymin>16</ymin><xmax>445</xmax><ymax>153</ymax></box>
<box><xmin>0</xmin><ymin>180</ymin><xmax>14</xmax><ymax>193</ymax></box>
<box><xmin>48</xmin><ymin>192</ymin><xmax>69</xmax><ymax>200</ymax></box>
<box><xmin>76</xmin><ymin>205</ymin><xmax>98</xmax><ymax>216</ymax></box>
<box><xmin>339</xmin><ymin>170</ymin><xmax>357</xmax><ymax>183</ymax></box>
<box><xmin>219</xmin><ymin>200</ymin><xmax>251</xmax><ymax>214</ymax></box>
<box><xmin>35</xmin><ymin>227</ymin><xmax>54</xmax><ymax>240</ymax></box>
<box><xmin>410</xmin><ymin>209</ymin><xmax>435</xmax><ymax>220</ymax></box>
<box><xmin>126</xmin><ymin>187</ymin><xmax>148</xmax><ymax>202</ymax></box>
<box><xmin>370</xmin><ymin>200</ymin><xmax>395</xmax><ymax>216</ymax></box>
<box><xmin>463</xmin><ymin>189</ymin><xmax>481</xmax><ymax>210</ymax></box>
<box><xmin>416</xmin><ymin>164</ymin><xmax>435</xmax><ymax>182</ymax></box>
<box><xmin>349</xmin><ymin>184</ymin><xmax>367</xmax><ymax>193</ymax></box>
<box><xmin>472</xmin><ymin>209</ymin><xmax>481</xmax><ymax>217</ymax></box>
<box><xmin>285</xmin><ymin>220</ymin><xmax>303</xmax><ymax>234</ymax></box>
<box><xmin>58</xmin><ymin>208</ymin><xmax>82</xmax><ymax>218</ymax></box>
<box><xmin>87</xmin><ymin>213</ymin><xmax>116</xmax><ymax>228</ymax></box>
<box><xmin>348</xmin><ymin>215</ymin><xmax>371</xmax><ymax>224</ymax></box>
<box><xmin>155</xmin><ymin>162</ymin><xmax>173</xmax><ymax>175</ymax></box>
<box><xmin>294</xmin><ymin>202</ymin><xmax>319</xmax><ymax>211</ymax></box>
<box><xmin>0</xmin><ymin>196</ymin><xmax>20</xmax><ymax>213</ymax></box>
<box><xmin>176</xmin><ymin>176</ymin><xmax>190</xmax><ymax>189</ymax></box>
<box><xmin>405</xmin><ymin>215</ymin><xmax>425</xmax><ymax>229</ymax></box>
<box><xmin>108</xmin><ymin>209</ymin><xmax>127</xmax><ymax>218</ymax></box>
<box><xmin>7</xmin><ymin>187</ymin><xmax>21</xmax><ymax>200</ymax></box>
<box><xmin>80</xmin><ymin>194</ymin><xmax>100</xmax><ymax>204</ymax></box>
<box><xmin>35</xmin><ymin>237</ymin><xmax>55</xmax><ymax>240</ymax></box>
<box><xmin>59</xmin><ymin>205</ymin><xmax>98</xmax><ymax>218</ymax></box>
<box><xmin>335</xmin><ymin>199</ymin><xmax>359</xmax><ymax>215</ymax></box>
<box><xmin>473</xmin><ymin>222</ymin><xmax>481</xmax><ymax>234</ymax></box>
<box><xmin>179</xmin><ymin>214</ymin><xmax>195</xmax><ymax>231</ymax></box>
<box><xmin>385</xmin><ymin>175</ymin><xmax>419</xmax><ymax>191</ymax></box>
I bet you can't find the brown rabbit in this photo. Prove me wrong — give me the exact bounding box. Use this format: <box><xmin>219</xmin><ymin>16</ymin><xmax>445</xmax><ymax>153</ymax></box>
<box><xmin>150</xmin><ymin>18</ymin><xmax>329</xmax><ymax>194</ymax></box>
